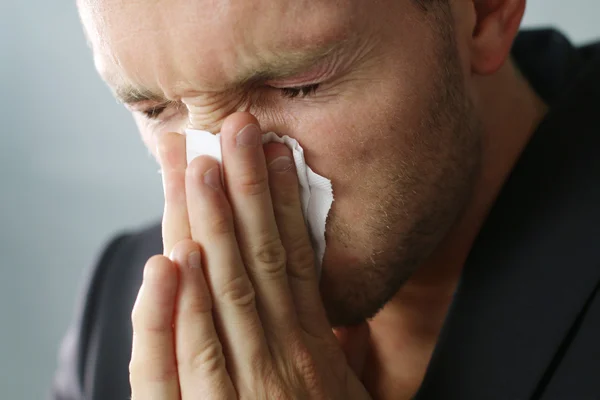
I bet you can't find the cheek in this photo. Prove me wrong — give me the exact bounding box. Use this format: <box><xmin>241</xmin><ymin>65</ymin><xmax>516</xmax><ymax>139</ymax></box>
<box><xmin>286</xmin><ymin>86</ymin><xmax>410</xmax><ymax>188</ymax></box>
<box><xmin>281</xmin><ymin>102</ymin><xmax>394</xmax><ymax>228</ymax></box>
<box><xmin>278</xmin><ymin>61</ymin><xmax>436</xmax><ymax>226</ymax></box>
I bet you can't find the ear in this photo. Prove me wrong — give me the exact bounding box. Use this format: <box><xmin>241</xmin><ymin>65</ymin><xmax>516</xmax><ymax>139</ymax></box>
<box><xmin>468</xmin><ymin>0</ymin><xmax>526</xmax><ymax>75</ymax></box>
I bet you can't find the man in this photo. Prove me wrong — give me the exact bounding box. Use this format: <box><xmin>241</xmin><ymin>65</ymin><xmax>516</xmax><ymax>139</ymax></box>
<box><xmin>51</xmin><ymin>0</ymin><xmax>600</xmax><ymax>398</ymax></box>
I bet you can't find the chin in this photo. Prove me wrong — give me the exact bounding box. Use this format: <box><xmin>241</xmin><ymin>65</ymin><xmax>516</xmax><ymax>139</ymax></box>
<box><xmin>317</xmin><ymin>238</ymin><xmax>417</xmax><ymax>328</ymax></box>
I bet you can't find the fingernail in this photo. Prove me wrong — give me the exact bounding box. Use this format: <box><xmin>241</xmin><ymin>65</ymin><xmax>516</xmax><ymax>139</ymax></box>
<box><xmin>236</xmin><ymin>124</ymin><xmax>261</xmax><ymax>147</ymax></box>
<box><xmin>188</xmin><ymin>251</ymin><xmax>201</xmax><ymax>269</ymax></box>
<box><xmin>268</xmin><ymin>156</ymin><xmax>293</xmax><ymax>172</ymax></box>
<box><xmin>203</xmin><ymin>166</ymin><xmax>222</xmax><ymax>190</ymax></box>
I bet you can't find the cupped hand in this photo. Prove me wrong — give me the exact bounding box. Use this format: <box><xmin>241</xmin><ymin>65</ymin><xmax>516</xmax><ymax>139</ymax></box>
<box><xmin>130</xmin><ymin>112</ymin><xmax>371</xmax><ymax>399</ymax></box>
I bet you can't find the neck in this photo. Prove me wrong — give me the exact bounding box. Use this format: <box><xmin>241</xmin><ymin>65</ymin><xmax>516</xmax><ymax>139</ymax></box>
<box><xmin>362</xmin><ymin>60</ymin><xmax>549</xmax><ymax>399</ymax></box>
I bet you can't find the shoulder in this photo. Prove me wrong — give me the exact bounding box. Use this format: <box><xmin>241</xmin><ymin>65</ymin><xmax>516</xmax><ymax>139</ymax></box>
<box><xmin>512</xmin><ymin>28</ymin><xmax>600</xmax><ymax>105</ymax></box>
<box><xmin>87</xmin><ymin>221</ymin><xmax>163</xmax><ymax>311</ymax></box>
<box><xmin>50</xmin><ymin>222</ymin><xmax>162</xmax><ymax>400</ymax></box>
<box><xmin>83</xmin><ymin>223</ymin><xmax>162</xmax><ymax>321</ymax></box>
<box><xmin>82</xmin><ymin>222</ymin><xmax>162</xmax><ymax>398</ymax></box>
<box><xmin>81</xmin><ymin>222</ymin><xmax>163</xmax><ymax>374</ymax></box>
<box><xmin>104</xmin><ymin>222</ymin><xmax>163</xmax><ymax>265</ymax></box>
<box><xmin>96</xmin><ymin>222</ymin><xmax>163</xmax><ymax>283</ymax></box>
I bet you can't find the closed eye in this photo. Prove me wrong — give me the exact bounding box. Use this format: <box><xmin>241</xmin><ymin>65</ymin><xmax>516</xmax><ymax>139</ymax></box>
<box><xmin>137</xmin><ymin>101</ymin><xmax>183</xmax><ymax>120</ymax></box>
<box><xmin>279</xmin><ymin>83</ymin><xmax>320</xmax><ymax>99</ymax></box>
<box><xmin>137</xmin><ymin>83</ymin><xmax>321</xmax><ymax>120</ymax></box>
<box><xmin>142</xmin><ymin>105</ymin><xmax>168</xmax><ymax>119</ymax></box>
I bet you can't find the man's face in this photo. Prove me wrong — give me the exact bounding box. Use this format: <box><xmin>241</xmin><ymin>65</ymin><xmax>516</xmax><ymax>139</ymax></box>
<box><xmin>80</xmin><ymin>0</ymin><xmax>481</xmax><ymax>326</ymax></box>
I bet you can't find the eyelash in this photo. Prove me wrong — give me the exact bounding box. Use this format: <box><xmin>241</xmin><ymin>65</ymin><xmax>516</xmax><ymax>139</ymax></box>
<box><xmin>140</xmin><ymin>84</ymin><xmax>321</xmax><ymax>120</ymax></box>
<box><xmin>142</xmin><ymin>105</ymin><xmax>168</xmax><ymax>119</ymax></box>
<box><xmin>279</xmin><ymin>83</ymin><xmax>321</xmax><ymax>99</ymax></box>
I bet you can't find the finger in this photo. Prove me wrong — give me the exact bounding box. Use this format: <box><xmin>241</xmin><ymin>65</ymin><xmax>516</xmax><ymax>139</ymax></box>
<box><xmin>263</xmin><ymin>142</ymin><xmax>332</xmax><ymax>338</ymax></box>
<box><xmin>219</xmin><ymin>113</ymin><xmax>298</xmax><ymax>337</ymax></box>
<box><xmin>130</xmin><ymin>255</ymin><xmax>180</xmax><ymax>400</ymax></box>
<box><xmin>185</xmin><ymin>154</ymin><xmax>270</xmax><ymax>389</ymax></box>
<box><xmin>157</xmin><ymin>131</ymin><xmax>191</xmax><ymax>256</ymax></box>
<box><xmin>170</xmin><ymin>239</ymin><xmax>236</xmax><ymax>399</ymax></box>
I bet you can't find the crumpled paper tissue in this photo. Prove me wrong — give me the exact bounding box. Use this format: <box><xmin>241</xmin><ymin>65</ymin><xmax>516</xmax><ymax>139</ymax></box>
<box><xmin>185</xmin><ymin>128</ymin><xmax>334</xmax><ymax>275</ymax></box>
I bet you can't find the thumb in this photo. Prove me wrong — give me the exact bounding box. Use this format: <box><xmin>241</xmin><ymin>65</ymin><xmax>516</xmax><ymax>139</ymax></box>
<box><xmin>332</xmin><ymin>323</ymin><xmax>370</xmax><ymax>378</ymax></box>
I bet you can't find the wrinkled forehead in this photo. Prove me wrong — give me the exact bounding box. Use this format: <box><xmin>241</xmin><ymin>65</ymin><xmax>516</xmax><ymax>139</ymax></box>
<box><xmin>78</xmin><ymin>0</ymin><xmax>361</xmax><ymax>95</ymax></box>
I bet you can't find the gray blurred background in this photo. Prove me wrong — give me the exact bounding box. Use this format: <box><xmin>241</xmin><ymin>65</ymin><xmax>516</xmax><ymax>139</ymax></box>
<box><xmin>1</xmin><ymin>1</ymin><xmax>599</xmax><ymax>398</ymax></box>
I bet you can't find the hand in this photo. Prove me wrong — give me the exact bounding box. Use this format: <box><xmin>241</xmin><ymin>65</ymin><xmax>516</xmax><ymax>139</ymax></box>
<box><xmin>130</xmin><ymin>112</ymin><xmax>372</xmax><ymax>399</ymax></box>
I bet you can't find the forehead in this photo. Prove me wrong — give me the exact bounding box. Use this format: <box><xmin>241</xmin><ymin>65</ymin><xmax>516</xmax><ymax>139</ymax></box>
<box><xmin>79</xmin><ymin>0</ymin><xmax>361</xmax><ymax>96</ymax></box>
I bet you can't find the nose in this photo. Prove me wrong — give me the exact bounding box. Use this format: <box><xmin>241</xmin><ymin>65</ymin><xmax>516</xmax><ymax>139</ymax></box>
<box><xmin>185</xmin><ymin>105</ymin><xmax>226</xmax><ymax>133</ymax></box>
<box><xmin>183</xmin><ymin>95</ymin><xmax>244</xmax><ymax>133</ymax></box>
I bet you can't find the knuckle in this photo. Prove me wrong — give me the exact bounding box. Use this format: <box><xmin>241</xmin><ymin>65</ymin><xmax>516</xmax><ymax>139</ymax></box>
<box><xmin>182</xmin><ymin>291</ymin><xmax>213</xmax><ymax>317</ymax></box>
<box><xmin>285</xmin><ymin>241</ymin><xmax>316</xmax><ymax>280</ymax></box>
<box><xmin>270</xmin><ymin>336</ymin><xmax>320</xmax><ymax>392</ymax></box>
<box><xmin>181</xmin><ymin>338</ymin><xmax>226</xmax><ymax>376</ymax></box>
<box><xmin>290</xmin><ymin>344</ymin><xmax>321</xmax><ymax>394</ymax></box>
<box><xmin>206</xmin><ymin>212</ymin><xmax>234</xmax><ymax>236</ymax></box>
<box><xmin>219</xmin><ymin>274</ymin><xmax>256</xmax><ymax>309</ymax></box>
<box><xmin>263</xmin><ymin>342</ymin><xmax>315</xmax><ymax>400</ymax></box>
<box><xmin>251</xmin><ymin>236</ymin><xmax>287</xmax><ymax>278</ymax></box>
<box><xmin>285</xmin><ymin>236</ymin><xmax>314</xmax><ymax>263</ymax></box>
<box><xmin>236</xmin><ymin>169</ymin><xmax>269</xmax><ymax>196</ymax></box>
<box><xmin>129</xmin><ymin>358</ymin><xmax>178</xmax><ymax>384</ymax></box>
<box><xmin>250</xmin><ymin>364</ymin><xmax>287</xmax><ymax>400</ymax></box>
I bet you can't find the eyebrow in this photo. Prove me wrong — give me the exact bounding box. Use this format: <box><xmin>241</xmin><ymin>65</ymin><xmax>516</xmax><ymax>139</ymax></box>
<box><xmin>112</xmin><ymin>40</ymin><xmax>346</xmax><ymax>105</ymax></box>
<box><xmin>114</xmin><ymin>85</ymin><xmax>169</xmax><ymax>105</ymax></box>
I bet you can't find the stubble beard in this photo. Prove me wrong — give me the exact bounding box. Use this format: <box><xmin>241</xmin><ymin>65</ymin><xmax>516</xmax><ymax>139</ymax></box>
<box><xmin>320</xmin><ymin>17</ymin><xmax>483</xmax><ymax>328</ymax></box>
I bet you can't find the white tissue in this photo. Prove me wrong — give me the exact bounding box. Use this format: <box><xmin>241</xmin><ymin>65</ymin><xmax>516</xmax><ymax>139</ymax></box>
<box><xmin>185</xmin><ymin>129</ymin><xmax>334</xmax><ymax>275</ymax></box>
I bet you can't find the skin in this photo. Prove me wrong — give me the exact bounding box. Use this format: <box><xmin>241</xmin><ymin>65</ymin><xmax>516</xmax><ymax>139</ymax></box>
<box><xmin>78</xmin><ymin>0</ymin><xmax>548</xmax><ymax>398</ymax></box>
